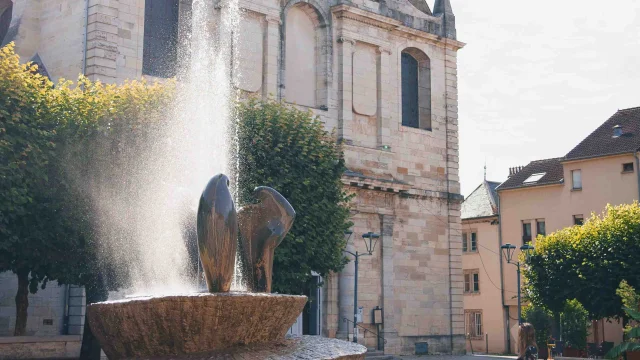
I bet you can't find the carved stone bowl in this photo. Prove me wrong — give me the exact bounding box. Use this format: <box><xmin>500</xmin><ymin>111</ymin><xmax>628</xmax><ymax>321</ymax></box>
<box><xmin>87</xmin><ymin>292</ymin><xmax>307</xmax><ymax>360</ymax></box>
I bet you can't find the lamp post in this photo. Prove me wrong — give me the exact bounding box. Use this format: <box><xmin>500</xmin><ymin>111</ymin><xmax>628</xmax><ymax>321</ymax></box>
<box><xmin>501</xmin><ymin>243</ymin><xmax>535</xmax><ymax>324</ymax></box>
<box><xmin>344</xmin><ymin>231</ymin><xmax>380</xmax><ymax>343</ymax></box>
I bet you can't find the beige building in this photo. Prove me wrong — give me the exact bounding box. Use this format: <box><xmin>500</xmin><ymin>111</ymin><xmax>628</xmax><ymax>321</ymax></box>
<box><xmin>462</xmin><ymin>107</ymin><xmax>640</xmax><ymax>354</ymax></box>
<box><xmin>460</xmin><ymin>180</ymin><xmax>504</xmax><ymax>354</ymax></box>
<box><xmin>1</xmin><ymin>0</ymin><xmax>466</xmax><ymax>356</ymax></box>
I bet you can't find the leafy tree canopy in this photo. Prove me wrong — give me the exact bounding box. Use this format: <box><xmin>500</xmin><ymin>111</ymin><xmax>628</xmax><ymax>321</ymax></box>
<box><xmin>236</xmin><ymin>99</ymin><xmax>352</xmax><ymax>294</ymax></box>
<box><xmin>0</xmin><ymin>42</ymin><xmax>174</xmax><ymax>336</ymax></box>
<box><xmin>524</xmin><ymin>203</ymin><xmax>640</xmax><ymax>320</ymax></box>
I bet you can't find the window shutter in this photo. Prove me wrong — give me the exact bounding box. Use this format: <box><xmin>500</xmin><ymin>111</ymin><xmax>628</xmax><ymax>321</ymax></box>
<box><xmin>464</xmin><ymin>274</ymin><xmax>470</xmax><ymax>292</ymax></box>
<box><xmin>462</xmin><ymin>233</ymin><xmax>468</xmax><ymax>252</ymax></box>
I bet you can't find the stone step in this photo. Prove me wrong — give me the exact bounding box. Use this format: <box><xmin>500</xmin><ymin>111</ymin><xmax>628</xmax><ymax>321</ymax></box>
<box><xmin>365</xmin><ymin>349</ymin><xmax>396</xmax><ymax>360</ymax></box>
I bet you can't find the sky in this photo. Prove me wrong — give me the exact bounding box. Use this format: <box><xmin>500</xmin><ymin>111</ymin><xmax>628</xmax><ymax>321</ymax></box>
<box><xmin>451</xmin><ymin>0</ymin><xmax>640</xmax><ymax>196</ymax></box>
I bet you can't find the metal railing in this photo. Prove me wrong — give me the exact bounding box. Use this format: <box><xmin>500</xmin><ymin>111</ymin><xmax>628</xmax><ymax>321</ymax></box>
<box><xmin>342</xmin><ymin>317</ymin><xmax>387</xmax><ymax>350</ymax></box>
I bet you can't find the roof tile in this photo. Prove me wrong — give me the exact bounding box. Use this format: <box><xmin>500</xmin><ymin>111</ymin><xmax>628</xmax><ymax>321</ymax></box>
<box><xmin>565</xmin><ymin>107</ymin><xmax>640</xmax><ymax>161</ymax></box>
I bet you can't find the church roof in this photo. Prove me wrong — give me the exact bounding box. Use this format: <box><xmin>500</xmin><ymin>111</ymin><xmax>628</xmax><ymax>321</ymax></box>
<box><xmin>461</xmin><ymin>180</ymin><xmax>501</xmax><ymax>220</ymax></box>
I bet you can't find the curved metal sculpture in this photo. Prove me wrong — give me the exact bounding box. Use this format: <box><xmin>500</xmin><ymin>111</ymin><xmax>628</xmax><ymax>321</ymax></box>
<box><xmin>197</xmin><ymin>174</ymin><xmax>295</xmax><ymax>293</ymax></box>
<box><xmin>197</xmin><ymin>174</ymin><xmax>237</xmax><ymax>293</ymax></box>
<box><xmin>238</xmin><ymin>187</ymin><xmax>296</xmax><ymax>293</ymax></box>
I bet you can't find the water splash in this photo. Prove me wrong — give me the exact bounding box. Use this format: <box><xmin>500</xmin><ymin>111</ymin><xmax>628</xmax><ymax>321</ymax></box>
<box><xmin>89</xmin><ymin>0</ymin><xmax>243</xmax><ymax>298</ymax></box>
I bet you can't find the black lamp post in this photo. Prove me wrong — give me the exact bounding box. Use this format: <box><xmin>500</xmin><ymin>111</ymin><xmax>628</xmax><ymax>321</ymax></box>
<box><xmin>501</xmin><ymin>243</ymin><xmax>535</xmax><ymax>324</ymax></box>
<box><xmin>344</xmin><ymin>231</ymin><xmax>380</xmax><ymax>343</ymax></box>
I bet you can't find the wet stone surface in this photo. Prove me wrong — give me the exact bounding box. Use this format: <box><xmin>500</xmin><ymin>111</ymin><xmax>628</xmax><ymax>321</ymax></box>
<box><xmin>87</xmin><ymin>293</ymin><xmax>308</xmax><ymax>360</ymax></box>
<box><xmin>135</xmin><ymin>336</ymin><xmax>367</xmax><ymax>360</ymax></box>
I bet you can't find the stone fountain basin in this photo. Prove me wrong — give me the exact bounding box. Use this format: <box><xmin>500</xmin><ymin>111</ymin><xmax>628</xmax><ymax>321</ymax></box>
<box><xmin>87</xmin><ymin>292</ymin><xmax>307</xmax><ymax>360</ymax></box>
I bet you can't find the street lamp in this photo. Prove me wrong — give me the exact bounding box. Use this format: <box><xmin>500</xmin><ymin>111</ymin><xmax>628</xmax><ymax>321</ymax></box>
<box><xmin>501</xmin><ymin>243</ymin><xmax>535</xmax><ymax>324</ymax></box>
<box><xmin>343</xmin><ymin>230</ymin><xmax>380</xmax><ymax>343</ymax></box>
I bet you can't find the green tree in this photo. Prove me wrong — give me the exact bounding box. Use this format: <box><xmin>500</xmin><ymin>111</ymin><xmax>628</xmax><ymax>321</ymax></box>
<box><xmin>236</xmin><ymin>99</ymin><xmax>352</xmax><ymax>294</ymax></box>
<box><xmin>0</xmin><ymin>42</ymin><xmax>173</xmax><ymax>348</ymax></box>
<box><xmin>524</xmin><ymin>203</ymin><xmax>640</xmax><ymax>321</ymax></box>
<box><xmin>523</xmin><ymin>305</ymin><xmax>553</xmax><ymax>348</ymax></box>
<box><xmin>0</xmin><ymin>43</ymin><xmax>64</xmax><ymax>335</ymax></box>
<box><xmin>606</xmin><ymin>281</ymin><xmax>640</xmax><ymax>359</ymax></box>
<box><xmin>561</xmin><ymin>299</ymin><xmax>590</xmax><ymax>350</ymax></box>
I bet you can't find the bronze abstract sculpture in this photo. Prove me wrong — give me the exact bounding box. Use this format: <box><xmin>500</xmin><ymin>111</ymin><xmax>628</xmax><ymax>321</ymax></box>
<box><xmin>238</xmin><ymin>187</ymin><xmax>296</xmax><ymax>292</ymax></box>
<box><xmin>196</xmin><ymin>174</ymin><xmax>295</xmax><ymax>293</ymax></box>
<box><xmin>197</xmin><ymin>174</ymin><xmax>237</xmax><ymax>293</ymax></box>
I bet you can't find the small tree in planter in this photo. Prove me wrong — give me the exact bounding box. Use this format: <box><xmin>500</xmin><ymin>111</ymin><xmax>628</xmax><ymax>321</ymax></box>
<box><xmin>523</xmin><ymin>305</ymin><xmax>553</xmax><ymax>359</ymax></box>
<box><xmin>562</xmin><ymin>299</ymin><xmax>590</xmax><ymax>357</ymax></box>
<box><xmin>606</xmin><ymin>281</ymin><xmax>640</xmax><ymax>360</ymax></box>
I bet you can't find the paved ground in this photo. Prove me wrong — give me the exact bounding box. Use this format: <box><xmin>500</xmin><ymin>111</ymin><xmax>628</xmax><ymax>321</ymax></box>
<box><xmin>397</xmin><ymin>355</ymin><xmax>517</xmax><ymax>360</ymax></box>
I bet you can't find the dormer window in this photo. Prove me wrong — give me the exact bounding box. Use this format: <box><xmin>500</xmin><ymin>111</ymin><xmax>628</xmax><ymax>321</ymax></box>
<box><xmin>613</xmin><ymin>125</ymin><xmax>623</xmax><ymax>138</ymax></box>
<box><xmin>523</xmin><ymin>173</ymin><xmax>545</xmax><ymax>184</ymax></box>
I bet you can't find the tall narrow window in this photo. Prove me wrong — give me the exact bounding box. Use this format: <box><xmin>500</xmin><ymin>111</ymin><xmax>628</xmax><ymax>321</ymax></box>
<box><xmin>401</xmin><ymin>53</ymin><xmax>419</xmax><ymax>128</ymax></box>
<box><xmin>473</xmin><ymin>273</ymin><xmax>480</xmax><ymax>292</ymax></box>
<box><xmin>572</xmin><ymin>170</ymin><xmax>582</xmax><ymax>190</ymax></box>
<box><xmin>470</xmin><ymin>233</ymin><xmax>477</xmax><ymax>252</ymax></box>
<box><xmin>466</xmin><ymin>311</ymin><xmax>483</xmax><ymax>338</ymax></box>
<box><xmin>536</xmin><ymin>220</ymin><xmax>546</xmax><ymax>236</ymax></box>
<box><xmin>522</xmin><ymin>222</ymin><xmax>532</xmax><ymax>244</ymax></box>
<box><xmin>464</xmin><ymin>270</ymin><xmax>480</xmax><ymax>294</ymax></box>
<box><xmin>0</xmin><ymin>0</ymin><xmax>12</xmax><ymax>45</ymax></box>
<box><xmin>143</xmin><ymin>0</ymin><xmax>179</xmax><ymax>78</ymax></box>
<box><xmin>401</xmin><ymin>48</ymin><xmax>431</xmax><ymax>130</ymax></box>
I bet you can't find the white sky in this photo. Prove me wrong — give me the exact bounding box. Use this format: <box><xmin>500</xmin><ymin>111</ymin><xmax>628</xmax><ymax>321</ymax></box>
<box><xmin>452</xmin><ymin>0</ymin><xmax>640</xmax><ymax>196</ymax></box>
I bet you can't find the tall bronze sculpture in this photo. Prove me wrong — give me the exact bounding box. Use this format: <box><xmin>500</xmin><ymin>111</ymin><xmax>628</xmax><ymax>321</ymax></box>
<box><xmin>197</xmin><ymin>174</ymin><xmax>237</xmax><ymax>293</ymax></box>
<box><xmin>238</xmin><ymin>187</ymin><xmax>296</xmax><ymax>292</ymax></box>
<box><xmin>196</xmin><ymin>174</ymin><xmax>295</xmax><ymax>293</ymax></box>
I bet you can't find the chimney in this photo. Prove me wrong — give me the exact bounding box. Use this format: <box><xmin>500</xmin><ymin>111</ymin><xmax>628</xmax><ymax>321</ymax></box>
<box><xmin>508</xmin><ymin>166</ymin><xmax>524</xmax><ymax>178</ymax></box>
<box><xmin>613</xmin><ymin>125</ymin><xmax>623</xmax><ymax>138</ymax></box>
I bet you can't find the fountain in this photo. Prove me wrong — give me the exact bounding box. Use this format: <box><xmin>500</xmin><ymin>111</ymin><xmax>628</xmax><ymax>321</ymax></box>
<box><xmin>84</xmin><ymin>1</ymin><xmax>366</xmax><ymax>358</ymax></box>
<box><xmin>86</xmin><ymin>175</ymin><xmax>366</xmax><ymax>359</ymax></box>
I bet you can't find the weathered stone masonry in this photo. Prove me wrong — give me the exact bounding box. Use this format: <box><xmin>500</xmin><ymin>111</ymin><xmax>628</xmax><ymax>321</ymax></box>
<box><xmin>3</xmin><ymin>0</ymin><xmax>465</xmax><ymax>355</ymax></box>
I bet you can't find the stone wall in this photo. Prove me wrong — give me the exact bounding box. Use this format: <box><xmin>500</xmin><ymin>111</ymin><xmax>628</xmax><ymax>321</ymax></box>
<box><xmin>1</xmin><ymin>0</ymin><xmax>465</xmax><ymax>355</ymax></box>
<box><xmin>0</xmin><ymin>272</ymin><xmax>65</xmax><ymax>336</ymax></box>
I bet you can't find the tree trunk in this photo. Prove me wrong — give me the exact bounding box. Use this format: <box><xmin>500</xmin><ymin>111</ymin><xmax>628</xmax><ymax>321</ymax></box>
<box><xmin>552</xmin><ymin>311</ymin><xmax>561</xmax><ymax>340</ymax></box>
<box><xmin>13</xmin><ymin>269</ymin><xmax>29</xmax><ymax>336</ymax></box>
<box><xmin>80</xmin><ymin>282</ymin><xmax>107</xmax><ymax>360</ymax></box>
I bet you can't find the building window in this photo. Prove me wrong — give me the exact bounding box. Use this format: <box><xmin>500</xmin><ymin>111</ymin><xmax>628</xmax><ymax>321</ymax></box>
<box><xmin>536</xmin><ymin>220</ymin><xmax>546</xmax><ymax>237</ymax></box>
<box><xmin>0</xmin><ymin>0</ymin><xmax>13</xmax><ymax>45</ymax></box>
<box><xmin>401</xmin><ymin>48</ymin><xmax>431</xmax><ymax>130</ymax></box>
<box><xmin>571</xmin><ymin>169</ymin><xmax>582</xmax><ymax>190</ymax></box>
<box><xmin>463</xmin><ymin>232</ymin><xmax>477</xmax><ymax>253</ymax></box>
<box><xmin>522</xmin><ymin>222</ymin><xmax>532</xmax><ymax>244</ymax></box>
<box><xmin>143</xmin><ymin>0</ymin><xmax>179</xmax><ymax>78</ymax></box>
<box><xmin>574</xmin><ymin>215</ymin><xmax>584</xmax><ymax>226</ymax></box>
<box><xmin>465</xmin><ymin>311</ymin><xmax>483</xmax><ymax>338</ymax></box>
<box><xmin>623</xmin><ymin>163</ymin><xmax>634</xmax><ymax>173</ymax></box>
<box><xmin>464</xmin><ymin>271</ymin><xmax>480</xmax><ymax>293</ymax></box>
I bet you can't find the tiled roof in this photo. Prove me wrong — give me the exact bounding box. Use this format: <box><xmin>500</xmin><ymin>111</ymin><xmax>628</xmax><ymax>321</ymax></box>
<box><xmin>496</xmin><ymin>158</ymin><xmax>564</xmax><ymax>191</ymax></box>
<box><xmin>462</xmin><ymin>181</ymin><xmax>501</xmax><ymax>220</ymax></box>
<box><xmin>565</xmin><ymin>107</ymin><xmax>640</xmax><ymax>161</ymax></box>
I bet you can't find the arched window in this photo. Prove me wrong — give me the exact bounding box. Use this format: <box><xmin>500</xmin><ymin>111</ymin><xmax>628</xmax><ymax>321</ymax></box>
<box><xmin>284</xmin><ymin>5</ymin><xmax>317</xmax><ymax>107</ymax></box>
<box><xmin>142</xmin><ymin>0</ymin><xmax>179</xmax><ymax>78</ymax></box>
<box><xmin>401</xmin><ymin>48</ymin><xmax>431</xmax><ymax>130</ymax></box>
<box><xmin>0</xmin><ymin>0</ymin><xmax>13</xmax><ymax>45</ymax></box>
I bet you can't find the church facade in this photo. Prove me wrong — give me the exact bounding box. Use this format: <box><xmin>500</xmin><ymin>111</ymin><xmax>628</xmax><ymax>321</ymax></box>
<box><xmin>1</xmin><ymin>0</ymin><xmax>465</xmax><ymax>355</ymax></box>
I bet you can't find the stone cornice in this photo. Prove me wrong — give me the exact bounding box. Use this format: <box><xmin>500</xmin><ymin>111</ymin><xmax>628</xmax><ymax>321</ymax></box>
<box><xmin>331</xmin><ymin>4</ymin><xmax>465</xmax><ymax>50</ymax></box>
<box><xmin>341</xmin><ymin>170</ymin><xmax>463</xmax><ymax>202</ymax></box>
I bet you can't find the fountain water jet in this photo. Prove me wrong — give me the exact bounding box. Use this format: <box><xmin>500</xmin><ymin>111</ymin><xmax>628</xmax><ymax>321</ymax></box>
<box><xmin>86</xmin><ymin>1</ymin><xmax>365</xmax><ymax>358</ymax></box>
